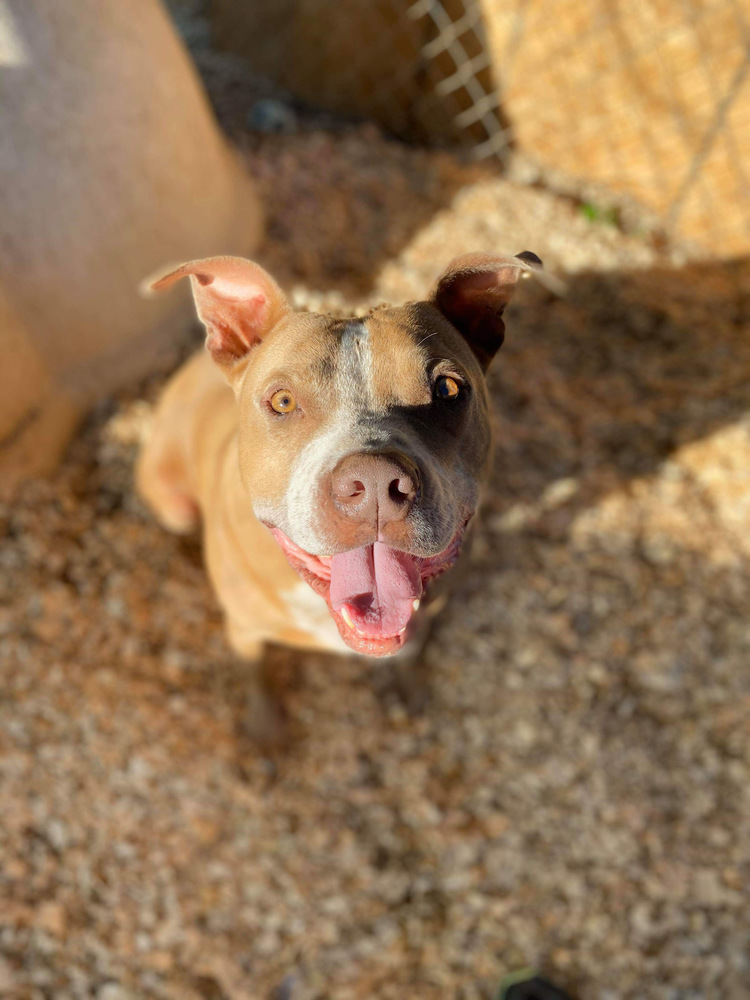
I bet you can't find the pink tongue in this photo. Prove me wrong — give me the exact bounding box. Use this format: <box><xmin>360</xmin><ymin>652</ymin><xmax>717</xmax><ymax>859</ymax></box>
<box><xmin>329</xmin><ymin>542</ymin><xmax>422</xmax><ymax>638</ymax></box>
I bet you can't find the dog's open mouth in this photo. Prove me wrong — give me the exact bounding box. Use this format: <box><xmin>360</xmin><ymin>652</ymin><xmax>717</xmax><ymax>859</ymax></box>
<box><xmin>269</xmin><ymin>525</ymin><xmax>467</xmax><ymax>655</ymax></box>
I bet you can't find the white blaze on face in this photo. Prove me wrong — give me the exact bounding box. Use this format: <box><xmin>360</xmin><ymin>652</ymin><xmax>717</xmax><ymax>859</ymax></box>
<box><xmin>336</xmin><ymin>319</ymin><xmax>377</xmax><ymax>413</ymax></box>
<box><xmin>284</xmin><ymin>320</ymin><xmax>378</xmax><ymax>553</ymax></box>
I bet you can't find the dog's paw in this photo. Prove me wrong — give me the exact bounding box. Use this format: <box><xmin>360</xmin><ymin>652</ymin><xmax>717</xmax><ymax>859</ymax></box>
<box><xmin>237</xmin><ymin>685</ymin><xmax>291</xmax><ymax>756</ymax></box>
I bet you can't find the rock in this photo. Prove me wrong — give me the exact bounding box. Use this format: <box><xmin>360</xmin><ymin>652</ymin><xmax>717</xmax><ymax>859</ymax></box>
<box><xmin>97</xmin><ymin>984</ymin><xmax>135</xmax><ymax>1000</ymax></box>
<box><xmin>247</xmin><ymin>99</ymin><xmax>298</xmax><ymax>134</ymax></box>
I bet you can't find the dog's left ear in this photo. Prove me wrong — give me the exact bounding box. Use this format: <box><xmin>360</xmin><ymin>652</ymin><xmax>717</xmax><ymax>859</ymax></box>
<box><xmin>432</xmin><ymin>251</ymin><xmax>542</xmax><ymax>369</ymax></box>
<box><xmin>147</xmin><ymin>256</ymin><xmax>291</xmax><ymax>378</ymax></box>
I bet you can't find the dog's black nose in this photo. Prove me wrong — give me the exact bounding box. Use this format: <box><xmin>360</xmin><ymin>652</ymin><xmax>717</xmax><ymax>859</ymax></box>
<box><xmin>331</xmin><ymin>452</ymin><xmax>419</xmax><ymax>526</ymax></box>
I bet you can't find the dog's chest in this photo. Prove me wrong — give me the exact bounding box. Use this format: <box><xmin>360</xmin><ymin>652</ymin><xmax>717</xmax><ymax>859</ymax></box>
<box><xmin>280</xmin><ymin>580</ymin><xmax>349</xmax><ymax>652</ymax></box>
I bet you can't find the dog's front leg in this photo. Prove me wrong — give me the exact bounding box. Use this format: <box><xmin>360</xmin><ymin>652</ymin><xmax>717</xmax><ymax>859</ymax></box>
<box><xmin>226</xmin><ymin>624</ymin><xmax>290</xmax><ymax>752</ymax></box>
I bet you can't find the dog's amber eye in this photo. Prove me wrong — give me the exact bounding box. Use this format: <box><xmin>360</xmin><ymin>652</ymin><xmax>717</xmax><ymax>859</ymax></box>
<box><xmin>434</xmin><ymin>375</ymin><xmax>460</xmax><ymax>400</ymax></box>
<box><xmin>270</xmin><ymin>389</ymin><xmax>297</xmax><ymax>414</ymax></box>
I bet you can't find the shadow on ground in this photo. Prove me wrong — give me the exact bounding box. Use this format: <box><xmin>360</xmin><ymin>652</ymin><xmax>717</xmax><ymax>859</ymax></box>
<box><xmin>487</xmin><ymin>253</ymin><xmax>750</xmax><ymax>522</ymax></box>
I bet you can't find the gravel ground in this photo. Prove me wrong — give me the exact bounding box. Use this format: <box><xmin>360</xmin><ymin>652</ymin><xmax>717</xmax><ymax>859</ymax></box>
<box><xmin>1</xmin><ymin>123</ymin><xmax>749</xmax><ymax>1000</ymax></box>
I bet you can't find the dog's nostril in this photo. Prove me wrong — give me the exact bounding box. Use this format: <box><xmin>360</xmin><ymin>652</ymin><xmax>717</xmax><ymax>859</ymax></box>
<box><xmin>334</xmin><ymin>478</ymin><xmax>366</xmax><ymax>505</ymax></box>
<box><xmin>388</xmin><ymin>477</ymin><xmax>413</xmax><ymax>504</ymax></box>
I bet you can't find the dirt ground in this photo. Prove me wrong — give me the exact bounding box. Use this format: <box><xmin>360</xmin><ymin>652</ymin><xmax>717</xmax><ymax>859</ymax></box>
<box><xmin>2</xmin><ymin>113</ymin><xmax>750</xmax><ymax>1000</ymax></box>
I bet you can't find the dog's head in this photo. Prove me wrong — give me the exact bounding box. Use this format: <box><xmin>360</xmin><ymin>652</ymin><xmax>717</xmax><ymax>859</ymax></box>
<box><xmin>150</xmin><ymin>251</ymin><xmax>541</xmax><ymax>655</ymax></box>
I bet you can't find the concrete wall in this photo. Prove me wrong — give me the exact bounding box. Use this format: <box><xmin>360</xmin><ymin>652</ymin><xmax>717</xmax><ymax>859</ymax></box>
<box><xmin>0</xmin><ymin>0</ymin><xmax>262</xmax><ymax>495</ymax></box>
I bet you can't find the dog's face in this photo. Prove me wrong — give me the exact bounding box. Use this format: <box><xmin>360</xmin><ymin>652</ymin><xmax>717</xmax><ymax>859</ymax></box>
<box><xmin>151</xmin><ymin>252</ymin><xmax>541</xmax><ymax>655</ymax></box>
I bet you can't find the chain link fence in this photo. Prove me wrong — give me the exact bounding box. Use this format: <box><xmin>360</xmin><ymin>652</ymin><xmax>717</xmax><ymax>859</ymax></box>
<box><xmin>177</xmin><ymin>0</ymin><xmax>750</xmax><ymax>256</ymax></box>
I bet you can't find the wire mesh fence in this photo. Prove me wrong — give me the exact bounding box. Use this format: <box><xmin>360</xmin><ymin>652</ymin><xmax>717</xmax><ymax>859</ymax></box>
<box><xmin>481</xmin><ymin>0</ymin><xmax>750</xmax><ymax>256</ymax></box>
<box><xmin>206</xmin><ymin>0</ymin><xmax>511</xmax><ymax>153</ymax></box>
<box><xmin>190</xmin><ymin>0</ymin><xmax>750</xmax><ymax>255</ymax></box>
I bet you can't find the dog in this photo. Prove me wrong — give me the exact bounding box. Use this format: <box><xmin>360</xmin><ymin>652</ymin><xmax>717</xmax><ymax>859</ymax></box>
<box><xmin>137</xmin><ymin>251</ymin><xmax>541</xmax><ymax>721</ymax></box>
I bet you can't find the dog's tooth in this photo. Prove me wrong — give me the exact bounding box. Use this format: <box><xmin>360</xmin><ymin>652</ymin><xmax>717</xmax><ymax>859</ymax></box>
<box><xmin>341</xmin><ymin>605</ymin><xmax>355</xmax><ymax>629</ymax></box>
<box><xmin>412</xmin><ymin>599</ymin><xmax>420</xmax><ymax>612</ymax></box>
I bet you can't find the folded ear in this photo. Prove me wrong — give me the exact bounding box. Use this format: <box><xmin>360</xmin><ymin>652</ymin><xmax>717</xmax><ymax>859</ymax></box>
<box><xmin>432</xmin><ymin>251</ymin><xmax>542</xmax><ymax>369</ymax></box>
<box><xmin>148</xmin><ymin>256</ymin><xmax>291</xmax><ymax>374</ymax></box>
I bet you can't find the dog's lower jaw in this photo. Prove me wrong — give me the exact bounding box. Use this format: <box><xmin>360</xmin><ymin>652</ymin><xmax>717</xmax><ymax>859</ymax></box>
<box><xmin>268</xmin><ymin>519</ymin><xmax>470</xmax><ymax>657</ymax></box>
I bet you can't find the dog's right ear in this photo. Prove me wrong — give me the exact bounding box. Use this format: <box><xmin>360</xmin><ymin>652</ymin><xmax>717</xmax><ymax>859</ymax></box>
<box><xmin>147</xmin><ymin>256</ymin><xmax>291</xmax><ymax>376</ymax></box>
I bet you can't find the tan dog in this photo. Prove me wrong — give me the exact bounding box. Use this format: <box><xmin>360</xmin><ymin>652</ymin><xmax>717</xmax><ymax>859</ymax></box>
<box><xmin>137</xmin><ymin>252</ymin><xmax>541</xmax><ymax>703</ymax></box>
